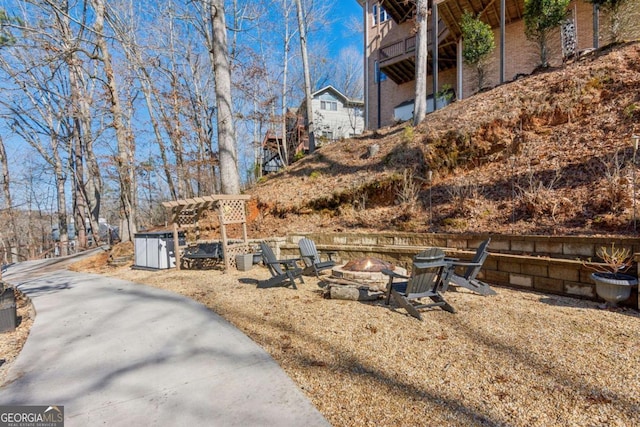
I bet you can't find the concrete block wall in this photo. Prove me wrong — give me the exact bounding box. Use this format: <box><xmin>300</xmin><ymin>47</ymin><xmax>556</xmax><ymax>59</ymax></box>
<box><xmin>279</xmin><ymin>232</ymin><xmax>639</xmax><ymax>308</ymax></box>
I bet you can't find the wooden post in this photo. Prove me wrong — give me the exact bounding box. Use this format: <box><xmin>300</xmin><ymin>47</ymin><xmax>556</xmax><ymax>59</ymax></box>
<box><xmin>218</xmin><ymin>201</ymin><xmax>231</xmax><ymax>272</ymax></box>
<box><xmin>432</xmin><ymin>1</ymin><xmax>439</xmax><ymax>112</ymax></box>
<box><xmin>173</xmin><ymin>220</ymin><xmax>181</xmax><ymax>270</ymax></box>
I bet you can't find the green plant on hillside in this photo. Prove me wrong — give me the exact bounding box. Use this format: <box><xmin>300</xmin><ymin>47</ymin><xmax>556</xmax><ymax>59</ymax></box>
<box><xmin>524</xmin><ymin>0</ymin><xmax>571</xmax><ymax>68</ymax></box>
<box><xmin>442</xmin><ymin>217</ymin><xmax>468</xmax><ymax>230</ymax></box>
<box><xmin>293</xmin><ymin>151</ymin><xmax>305</xmax><ymax>162</ymax></box>
<box><xmin>402</xmin><ymin>125</ymin><xmax>415</xmax><ymax>144</ymax></box>
<box><xmin>309</xmin><ymin>170</ymin><xmax>322</xmax><ymax>180</ymax></box>
<box><xmin>460</xmin><ymin>12</ymin><xmax>495</xmax><ymax>91</ymax></box>
<box><xmin>624</xmin><ymin>103</ymin><xmax>638</xmax><ymax>119</ymax></box>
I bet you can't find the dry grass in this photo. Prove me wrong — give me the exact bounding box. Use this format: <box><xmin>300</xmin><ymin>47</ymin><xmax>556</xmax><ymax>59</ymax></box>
<box><xmin>77</xmin><ymin>257</ymin><xmax>640</xmax><ymax>427</ymax></box>
<box><xmin>248</xmin><ymin>43</ymin><xmax>640</xmax><ymax>238</ymax></box>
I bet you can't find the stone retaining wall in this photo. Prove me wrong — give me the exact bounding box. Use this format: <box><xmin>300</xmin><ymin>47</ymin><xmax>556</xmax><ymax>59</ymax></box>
<box><xmin>275</xmin><ymin>232</ymin><xmax>639</xmax><ymax>309</ymax></box>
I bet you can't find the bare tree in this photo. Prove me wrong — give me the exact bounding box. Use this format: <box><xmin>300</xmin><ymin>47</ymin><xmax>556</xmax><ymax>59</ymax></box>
<box><xmin>279</xmin><ymin>0</ymin><xmax>296</xmax><ymax>166</ymax></box>
<box><xmin>294</xmin><ymin>0</ymin><xmax>315</xmax><ymax>154</ymax></box>
<box><xmin>89</xmin><ymin>0</ymin><xmax>137</xmax><ymax>240</ymax></box>
<box><xmin>180</xmin><ymin>48</ymin><xmax>219</xmax><ymax>196</ymax></box>
<box><xmin>48</xmin><ymin>0</ymin><xmax>102</xmax><ymax>248</ymax></box>
<box><xmin>0</xmin><ymin>8</ymin><xmax>18</xmax><ymax>268</ymax></box>
<box><xmin>334</xmin><ymin>46</ymin><xmax>364</xmax><ymax>136</ymax></box>
<box><xmin>104</xmin><ymin>2</ymin><xmax>182</xmax><ymax>200</ymax></box>
<box><xmin>206</xmin><ymin>0</ymin><xmax>241</xmax><ymax>194</ymax></box>
<box><xmin>2</xmin><ymin>75</ymin><xmax>71</xmax><ymax>256</ymax></box>
<box><xmin>0</xmin><ymin>6</ymin><xmax>78</xmax><ymax>256</ymax></box>
<box><xmin>0</xmin><ymin>134</ymin><xmax>17</xmax><ymax>270</ymax></box>
<box><xmin>413</xmin><ymin>0</ymin><xmax>429</xmax><ymax>125</ymax></box>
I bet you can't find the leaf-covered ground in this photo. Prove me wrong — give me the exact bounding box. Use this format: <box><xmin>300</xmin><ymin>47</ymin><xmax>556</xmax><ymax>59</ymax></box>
<box><xmin>248</xmin><ymin>42</ymin><xmax>640</xmax><ymax>239</ymax></box>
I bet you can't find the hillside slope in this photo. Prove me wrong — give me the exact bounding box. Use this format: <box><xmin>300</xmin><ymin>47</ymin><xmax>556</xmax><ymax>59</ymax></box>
<box><xmin>248</xmin><ymin>42</ymin><xmax>640</xmax><ymax>238</ymax></box>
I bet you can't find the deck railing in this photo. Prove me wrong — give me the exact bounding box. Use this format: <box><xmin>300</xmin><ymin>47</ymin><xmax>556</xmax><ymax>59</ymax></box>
<box><xmin>379</xmin><ymin>23</ymin><xmax>449</xmax><ymax>64</ymax></box>
<box><xmin>379</xmin><ymin>35</ymin><xmax>420</xmax><ymax>63</ymax></box>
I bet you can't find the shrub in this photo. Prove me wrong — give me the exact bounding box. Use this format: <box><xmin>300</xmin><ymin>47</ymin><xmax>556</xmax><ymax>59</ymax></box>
<box><xmin>524</xmin><ymin>0</ymin><xmax>571</xmax><ymax>68</ymax></box>
<box><xmin>460</xmin><ymin>12</ymin><xmax>495</xmax><ymax>91</ymax></box>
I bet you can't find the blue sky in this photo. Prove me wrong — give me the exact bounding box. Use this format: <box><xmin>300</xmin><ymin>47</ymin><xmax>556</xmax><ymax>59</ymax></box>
<box><xmin>329</xmin><ymin>1</ymin><xmax>363</xmax><ymax>58</ymax></box>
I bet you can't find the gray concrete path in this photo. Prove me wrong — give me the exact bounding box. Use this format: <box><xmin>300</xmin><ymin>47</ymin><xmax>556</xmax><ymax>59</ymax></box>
<box><xmin>0</xmin><ymin>255</ymin><xmax>329</xmax><ymax>426</ymax></box>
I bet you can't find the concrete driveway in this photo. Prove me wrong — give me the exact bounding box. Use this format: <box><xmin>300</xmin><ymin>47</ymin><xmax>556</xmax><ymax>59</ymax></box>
<box><xmin>0</xmin><ymin>254</ymin><xmax>329</xmax><ymax>426</ymax></box>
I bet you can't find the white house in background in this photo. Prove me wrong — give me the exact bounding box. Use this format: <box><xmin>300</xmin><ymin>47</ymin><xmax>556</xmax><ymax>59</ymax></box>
<box><xmin>303</xmin><ymin>85</ymin><xmax>365</xmax><ymax>143</ymax></box>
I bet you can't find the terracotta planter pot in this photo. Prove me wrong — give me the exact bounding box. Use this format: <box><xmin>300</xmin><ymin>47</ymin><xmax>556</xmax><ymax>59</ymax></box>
<box><xmin>591</xmin><ymin>272</ymin><xmax>638</xmax><ymax>306</ymax></box>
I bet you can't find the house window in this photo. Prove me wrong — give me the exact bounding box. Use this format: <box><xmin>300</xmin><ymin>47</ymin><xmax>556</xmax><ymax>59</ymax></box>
<box><xmin>380</xmin><ymin>6</ymin><xmax>389</xmax><ymax>23</ymax></box>
<box><xmin>321</xmin><ymin>101</ymin><xmax>337</xmax><ymax>111</ymax></box>
<box><xmin>372</xmin><ymin>4</ymin><xmax>389</xmax><ymax>25</ymax></box>
<box><xmin>321</xmin><ymin>131</ymin><xmax>334</xmax><ymax>140</ymax></box>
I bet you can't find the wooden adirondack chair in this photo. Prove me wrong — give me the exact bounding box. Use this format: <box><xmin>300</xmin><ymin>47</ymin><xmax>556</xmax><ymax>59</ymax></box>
<box><xmin>382</xmin><ymin>248</ymin><xmax>456</xmax><ymax>320</ymax></box>
<box><xmin>257</xmin><ymin>242</ymin><xmax>304</xmax><ymax>289</ymax></box>
<box><xmin>446</xmin><ymin>239</ymin><xmax>496</xmax><ymax>296</ymax></box>
<box><xmin>298</xmin><ymin>238</ymin><xmax>337</xmax><ymax>278</ymax></box>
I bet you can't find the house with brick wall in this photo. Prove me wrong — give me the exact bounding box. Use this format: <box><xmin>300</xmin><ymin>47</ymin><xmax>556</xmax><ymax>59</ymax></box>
<box><xmin>356</xmin><ymin>0</ymin><xmax>619</xmax><ymax>129</ymax></box>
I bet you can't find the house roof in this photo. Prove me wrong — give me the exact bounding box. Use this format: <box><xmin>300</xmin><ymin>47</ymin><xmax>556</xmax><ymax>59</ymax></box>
<box><xmin>311</xmin><ymin>85</ymin><xmax>364</xmax><ymax>106</ymax></box>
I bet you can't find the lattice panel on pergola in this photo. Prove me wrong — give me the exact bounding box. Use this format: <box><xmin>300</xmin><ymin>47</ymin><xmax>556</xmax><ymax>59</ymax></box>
<box><xmin>219</xmin><ymin>199</ymin><xmax>247</xmax><ymax>224</ymax></box>
<box><xmin>176</xmin><ymin>209</ymin><xmax>198</xmax><ymax>228</ymax></box>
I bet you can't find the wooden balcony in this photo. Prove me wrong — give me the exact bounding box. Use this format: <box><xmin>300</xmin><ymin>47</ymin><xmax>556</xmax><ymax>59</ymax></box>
<box><xmin>379</xmin><ymin>36</ymin><xmax>418</xmax><ymax>85</ymax></box>
<box><xmin>378</xmin><ymin>24</ymin><xmax>457</xmax><ymax>85</ymax></box>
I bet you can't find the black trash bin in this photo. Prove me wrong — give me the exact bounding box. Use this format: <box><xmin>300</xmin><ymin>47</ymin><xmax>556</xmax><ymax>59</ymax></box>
<box><xmin>0</xmin><ymin>285</ymin><xmax>17</xmax><ymax>333</ymax></box>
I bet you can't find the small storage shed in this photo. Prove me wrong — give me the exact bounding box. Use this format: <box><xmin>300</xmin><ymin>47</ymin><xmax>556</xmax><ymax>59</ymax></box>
<box><xmin>133</xmin><ymin>231</ymin><xmax>185</xmax><ymax>270</ymax></box>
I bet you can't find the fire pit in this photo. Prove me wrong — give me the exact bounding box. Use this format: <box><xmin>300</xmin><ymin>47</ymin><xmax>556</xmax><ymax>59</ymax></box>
<box><xmin>331</xmin><ymin>256</ymin><xmax>406</xmax><ymax>292</ymax></box>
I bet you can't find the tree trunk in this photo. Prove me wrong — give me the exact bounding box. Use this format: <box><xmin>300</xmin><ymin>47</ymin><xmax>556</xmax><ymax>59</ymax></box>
<box><xmin>71</xmin><ymin>130</ymin><xmax>88</xmax><ymax>249</ymax></box>
<box><xmin>183</xmin><ymin>68</ymin><xmax>218</xmax><ymax>195</ymax></box>
<box><xmin>280</xmin><ymin>0</ymin><xmax>291</xmax><ymax>166</ymax></box>
<box><xmin>413</xmin><ymin>0</ymin><xmax>430</xmax><ymax>126</ymax></box>
<box><xmin>294</xmin><ymin>0</ymin><xmax>315</xmax><ymax>154</ymax></box>
<box><xmin>0</xmin><ymin>135</ymin><xmax>17</xmax><ymax>269</ymax></box>
<box><xmin>91</xmin><ymin>0</ymin><xmax>137</xmax><ymax>240</ymax></box>
<box><xmin>52</xmin><ymin>136</ymin><xmax>69</xmax><ymax>256</ymax></box>
<box><xmin>60</xmin><ymin>7</ymin><xmax>102</xmax><ymax>246</ymax></box>
<box><xmin>139</xmin><ymin>71</ymin><xmax>178</xmax><ymax>200</ymax></box>
<box><xmin>209</xmin><ymin>0</ymin><xmax>241</xmax><ymax>194</ymax></box>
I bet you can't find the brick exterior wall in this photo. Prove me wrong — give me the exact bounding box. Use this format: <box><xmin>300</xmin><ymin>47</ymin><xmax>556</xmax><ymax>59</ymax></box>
<box><xmin>364</xmin><ymin>1</ymin><xmax>610</xmax><ymax>128</ymax></box>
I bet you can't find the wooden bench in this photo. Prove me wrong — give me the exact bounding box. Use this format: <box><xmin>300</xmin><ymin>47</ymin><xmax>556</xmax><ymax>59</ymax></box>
<box><xmin>181</xmin><ymin>242</ymin><xmax>224</xmax><ymax>269</ymax></box>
